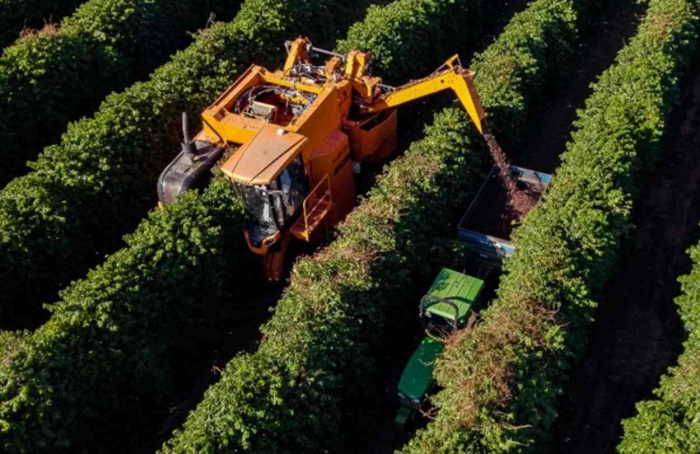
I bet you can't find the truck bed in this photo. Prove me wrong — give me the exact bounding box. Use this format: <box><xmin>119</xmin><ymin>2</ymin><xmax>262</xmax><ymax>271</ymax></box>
<box><xmin>458</xmin><ymin>166</ymin><xmax>551</xmax><ymax>265</ymax></box>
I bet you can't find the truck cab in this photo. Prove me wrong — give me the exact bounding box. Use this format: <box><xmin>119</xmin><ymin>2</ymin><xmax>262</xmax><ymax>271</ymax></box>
<box><xmin>395</xmin><ymin>268</ymin><xmax>484</xmax><ymax>425</ymax></box>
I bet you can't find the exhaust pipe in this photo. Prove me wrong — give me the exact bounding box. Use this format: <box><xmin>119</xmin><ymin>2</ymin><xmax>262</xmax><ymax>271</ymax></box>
<box><xmin>181</xmin><ymin>111</ymin><xmax>196</xmax><ymax>162</ymax></box>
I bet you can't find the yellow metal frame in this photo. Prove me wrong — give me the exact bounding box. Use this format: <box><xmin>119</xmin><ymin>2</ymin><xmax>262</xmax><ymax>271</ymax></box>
<box><xmin>363</xmin><ymin>55</ymin><xmax>486</xmax><ymax>133</ymax></box>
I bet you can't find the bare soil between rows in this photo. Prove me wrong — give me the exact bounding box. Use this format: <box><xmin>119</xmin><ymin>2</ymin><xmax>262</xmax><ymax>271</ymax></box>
<box><xmin>555</xmin><ymin>52</ymin><xmax>700</xmax><ymax>454</ymax></box>
<box><xmin>518</xmin><ymin>1</ymin><xmax>645</xmax><ymax>173</ymax></box>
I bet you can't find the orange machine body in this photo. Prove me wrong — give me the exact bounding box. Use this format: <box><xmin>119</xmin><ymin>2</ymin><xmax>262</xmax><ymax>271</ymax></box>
<box><xmin>200</xmin><ymin>48</ymin><xmax>399</xmax><ymax>275</ymax></box>
<box><xmin>160</xmin><ymin>37</ymin><xmax>487</xmax><ymax>280</ymax></box>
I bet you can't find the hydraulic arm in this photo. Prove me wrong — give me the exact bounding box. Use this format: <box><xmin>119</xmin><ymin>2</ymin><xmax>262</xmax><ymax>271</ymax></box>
<box><xmin>364</xmin><ymin>55</ymin><xmax>486</xmax><ymax>134</ymax></box>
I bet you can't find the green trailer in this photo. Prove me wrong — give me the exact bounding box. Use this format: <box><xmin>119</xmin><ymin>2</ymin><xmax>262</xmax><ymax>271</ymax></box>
<box><xmin>395</xmin><ymin>268</ymin><xmax>484</xmax><ymax>425</ymax></box>
<box><xmin>394</xmin><ymin>165</ymin><xmax>551</xmax><ymax>425</ymax></box>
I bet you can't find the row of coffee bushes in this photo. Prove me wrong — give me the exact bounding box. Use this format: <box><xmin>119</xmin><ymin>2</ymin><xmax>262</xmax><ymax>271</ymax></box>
<box><xmin>335</xmin><ymin>0</ymin><xmax>483</xmax><ymax>83</ymax></box>
<box><xmin>0</xmin><ymin>0</ymin><xmax>83</xmax><ymax>48</ymax></box>
<box><xmin>0</xmin><ymin>0</ymin><xmax>239</xmax><ymax>185</ymax></box>
<box><xmin>0</xmin><ymin>180</ymin><xmax>256</xmax><ymax>453</ymax></box>
<box><xmin>399</xmin><ymin>0</ymin><xmax>700</xmax><ymax>452</ymax></box>
<box><xmin>0</xmin><ymin>180</ymin><xmax>255</xmax><ymax>453</ymax></box>
<box><xmin>0</xmin><ymin>0</ymin><xmax>497</xmax><ymax>449</ymax></box>
<box><xmin>0</xmin><ymin>0</ymin><xmax>496</xmax><ymax>450</ymax></box>
<box><xmin>0</xmin><ymin>330</ymin><xmax>25</xmax><ymax>374</ymax></box>
<box><xmin>0</xmin><ymin>0</ymin><xmax>365</xmax><ymax>327</ymax></box>
<box><xmin>618</xmin><ymin>239</ymin><xmax>700</xmax><ymax>453</ymax></box>
<box><xmin>158</xmin><ymin>0</ymin><xmax>582</xmax><ymax>451</ymax></box>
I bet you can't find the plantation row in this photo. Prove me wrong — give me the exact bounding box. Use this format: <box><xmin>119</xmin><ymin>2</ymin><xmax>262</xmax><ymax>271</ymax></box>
<box><xmin>158</xmin><ymin>0</ymin><xmax>587</xmax><ymax>451</ymax></box>
<box><xmin>0</xmin><ymin>0</ymin><xmax>238</xmax><ymax>186</ymax></box>
<box><xmin>0</xmin><ymin>0</ymin><xmax>370</xmax><ymax>446</ymax></box>
<box><xmin>0</xmin><ymin>0</ymin><xmax>365</xmax><ymax>327</ymax></box>
<box><xmin>0</xmin><ymin>0</ymin><xmax>497</xmax><ymax>450</ymax></box>
<box><xmin>619</xmin><ymin>236</ymin><xmax>700</xmax><ymax>453</ymax></box>
<box><xmin>0</xmin><ymin>182</ymin><xmax>254</xmax><ymax>453</ymax></box>
<box><xmin>400</xmin><ymin>0</ymin><xmax>700</xmax><ymax>451</ymax></box>
<box><xmin>0</xmin><ymin>0</ymin><xmax>84</xmax><ymax>48</ymax></box>
<box><xmin>335</xmin><ymin>0</ymin><xmax>500</xmax><ymax>82</ymax></box>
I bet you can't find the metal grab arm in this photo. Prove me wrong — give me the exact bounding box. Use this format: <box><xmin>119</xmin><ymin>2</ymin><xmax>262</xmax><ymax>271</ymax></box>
<box><xmin>364</xmin><ymin>56</ymin><xmax>486</xmax><ymax>134</ymax></box>
<box><xmin>283</xmin><ymin>37</ymin><xmax>313</xmax><ymax>72</ymax></box>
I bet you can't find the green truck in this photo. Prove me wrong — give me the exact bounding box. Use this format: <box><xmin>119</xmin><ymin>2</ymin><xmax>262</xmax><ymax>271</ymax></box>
<box><xmin>394</xmin><ymin>165</ymin><xmax>551</xmax><ymax>425</ymax></box>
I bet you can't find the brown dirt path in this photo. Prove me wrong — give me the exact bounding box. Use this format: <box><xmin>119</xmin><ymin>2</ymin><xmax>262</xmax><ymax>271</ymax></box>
<box><xmin>555</xmin><ymin>58</ymin><xmax>700</xmax><ymax>454</ymax></box>
<box><xmin>517</xmin><ymin>2</ymin><xmax>644</xmax><ymax>173</ymax></box>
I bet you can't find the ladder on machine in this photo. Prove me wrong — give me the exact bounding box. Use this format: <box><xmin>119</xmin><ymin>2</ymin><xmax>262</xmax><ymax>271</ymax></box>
<box><xmin>290</xmin><ymin>175</ymin><xmax>334</xmax><ymax>242</ymax></box>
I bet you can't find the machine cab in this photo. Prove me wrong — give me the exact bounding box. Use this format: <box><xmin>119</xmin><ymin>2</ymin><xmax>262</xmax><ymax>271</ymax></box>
<box><xmin>208</xmin><ymin>62</ymin><xmax>347</xmax><ymax>259</ymax></box>
<box><xmin>395</xmin><ymin>268</ymin><xmax>484</xmax><ymax>425</ymax></box>
<box><xmin>221</xmin><ymin>125</ymin><xmax>310</xmax><ymax>253</ymax></box>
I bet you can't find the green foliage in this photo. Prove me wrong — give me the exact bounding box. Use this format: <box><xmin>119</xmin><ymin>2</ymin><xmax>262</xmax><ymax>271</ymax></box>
<box><xmin>0</xmin><ymin>180</ymin><xmax>254</xmax><ymax>453</ymax></box>
<box><xmin>0</xmin><ymin>331</ymin><xmax>26</xmax><ymax>378</ymax></box>
<box><xmin>0</xmin><ymin>0</ymin><xmax>374</xmax><ymax>450</ymax></box>
<box><xmin>399</xmin><ymin>0</ymin><xmax>700</xmax><ymax>452</ymax></box>
<box><xmin>337</xmin><ymin>0</ymin><xmax>482</xmax><ymax>83</ymax></box>
<box><xmin>158</xmin><ymin>0</ymin><xmax>576</xmax><ymax>451</ymax></box>
<box><xmin>0</xmin><ymin>0</ymin><xmax>238</xmax><ymax>185</ymax></box>
<box><xmin>470</xmin><ymin>0</ymin><xmax>578</xmax><ymax>145</ymax></box>
<box><xmin>619</xmin><ymin>243</ymin><xmax>700</xmax><ymax>453</ymax></box>
<box><xmin>0</xmin><ymin>0</ymin><xmax>83</xmax><ymax>48</ymax></box>
<box><xmin>0</xmin><ymin>0</ymin><xmax>365</xmax><ymax>327</ymax></box>
<box><xmin>161</xmin><ymin>109</ymin><xmax>488</xmax><ymax>454</ymax></box>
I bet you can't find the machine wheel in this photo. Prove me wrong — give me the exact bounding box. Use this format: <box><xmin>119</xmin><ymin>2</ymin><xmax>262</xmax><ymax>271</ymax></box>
<box><xmin>263</xmin><ymin>233</ymin><xmax>292</xmax><ymax>282</ymax></box>
<box><xmin>385</xmin><ymin>363</ymin><xmax>401</xmax><ymax>406</ymax></box>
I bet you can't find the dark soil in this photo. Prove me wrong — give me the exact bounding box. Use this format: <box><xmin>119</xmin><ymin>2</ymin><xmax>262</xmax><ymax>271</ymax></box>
<box><xmin>555</xmin><ymin>56</ymin><xmax>700</xmax><ymax>454</ymax></box>
<box><xmin>461</xmin><ymin>171</ymin><xmax>541</xmax><ymax>240</ymax></box>
<box><xmin>141</xmin><ymin>283</ymin><xmax>284</xmax><ymax>454</ymax></box>
<box><xmin>517</xmin><ymin>1</ymin><xmax>645</xmax><ymax>173</ymax></box>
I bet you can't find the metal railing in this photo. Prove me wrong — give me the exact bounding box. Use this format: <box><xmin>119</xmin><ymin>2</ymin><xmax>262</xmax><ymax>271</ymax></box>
<box><xmin>300</xmin><ymin>174</ymin><xmax>332</xmax><ymax>239</ymax></box>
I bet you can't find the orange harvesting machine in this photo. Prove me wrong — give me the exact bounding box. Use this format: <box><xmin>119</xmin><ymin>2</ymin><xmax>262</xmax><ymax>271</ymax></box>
<box><xmin>158</xmin><ymin>37</ymin><xmax>489</xmax><ymax>280</ymax></box>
